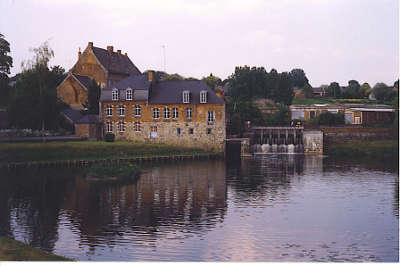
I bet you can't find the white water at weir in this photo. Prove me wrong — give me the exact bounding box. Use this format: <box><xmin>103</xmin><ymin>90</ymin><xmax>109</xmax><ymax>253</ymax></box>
<box><xmin>251</xmin><ymin>143</ymin><xmax>304</xmax><ymax>154</ymax></box>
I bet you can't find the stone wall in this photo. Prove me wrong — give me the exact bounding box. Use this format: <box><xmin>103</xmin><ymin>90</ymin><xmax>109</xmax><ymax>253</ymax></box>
<box><xmin>100</xmin><ymin>101</ymin><xmax>226</xmax><ymax>152</ymax></box>
<box><xmin>57</xmin><ymin>74</ymin><xmax>88</xmax><ymax>105</ymax></box>
<box><xmin>75</xmin><ymin>124</ymin><xmax>89</xmax><ymax>137</ymax></box>
<box><xmin>321</xmin><ymin>127</ymin><xmax>397</xmax><ymax>145</ymax></box>
<box><xmin>303</xmin><ymin>130</ymin><xmax>323</xmax><ymax>154</ymax></box>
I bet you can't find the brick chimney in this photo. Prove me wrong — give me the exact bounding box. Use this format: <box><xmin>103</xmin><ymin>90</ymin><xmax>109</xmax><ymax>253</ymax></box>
<box><xmin>88</xmin><ymin>42</ymin><xmax>93</xmax><ymax>49</ymax></box>
<box><xmin>124</xmin><ymin>52</ymin><xmax>128</xmax><ymax>56</ymax></box>
<box><xmin>107</xmin><ymin>45</ymin><xmax>114</xmax><ymax>53</ymax></box>
<box><xmin>117</xmin><ymin>49</ymin><xmax>121</xmax><ymax>55</ymax></box>
<box><xmin>148</xmin><ymin>70</ymin><xmax>154</xmax><ymax>82</ymax></box>
<box><xmin>78</xmin><ymin>47</ymin><xmax>81</xmax><ymax>60</ymax></box>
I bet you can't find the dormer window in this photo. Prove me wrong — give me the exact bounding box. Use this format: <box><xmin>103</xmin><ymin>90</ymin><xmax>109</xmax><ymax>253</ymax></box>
<box><xmin>200</xmin><ymin>90</ymin><xmax>207</xmax><ymax>103</ymax></box>
<box><xmin>126</xmin><ymin>88</ymin><xmax>133</xmax><ymax>100</ymax></box>
<box><xmin>112</xmin><ymin>89</ymin><xmax>119</xmax><ymax>101</ymax></box>
<box><xmin>182</xmin><ymin>90</ymin><xmax>190</xmax><ymax>103</ymax></box>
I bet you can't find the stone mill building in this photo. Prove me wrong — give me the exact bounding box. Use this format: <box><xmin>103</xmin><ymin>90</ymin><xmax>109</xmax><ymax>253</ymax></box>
<box><xmin>57</xmin><ymin>42</ymin><xmax>226</xmax><ymax>151</ymax></box>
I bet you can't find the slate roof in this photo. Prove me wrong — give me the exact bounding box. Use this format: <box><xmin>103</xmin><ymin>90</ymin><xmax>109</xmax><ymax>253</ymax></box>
<box><xmin>100</xmin><ymin>74</ymin><xmax>150</xmax><ymax>102</ymax></box>
<box><xmin>150</xmin><ymin>80</ymin><xmax>225</xmax><ymax>104</ymax></box>
<box><xmin>62</xmin><ymin>108</ymin><xmax>84</xmax><ymax>123</ymax></box>
<box><xmin>72</xmin><ymin>73</ymin><xmax>92</xmax><ymax>89</ymax></box>
<box><xmin>92</xmin><ymin>47</ymin><xmax>141</xmax><ymax>76</ymax></box>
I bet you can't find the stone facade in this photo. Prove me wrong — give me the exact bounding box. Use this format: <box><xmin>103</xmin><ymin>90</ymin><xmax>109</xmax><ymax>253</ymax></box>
<box><xmin>101</xmin><ymin>101</ymin><xmax>226</xmax><ymax>152</ymax></box>
<box><xmin>57</xmin><ymin>75</ymin><xmax>88</xmax><ymax>105</ymax></box>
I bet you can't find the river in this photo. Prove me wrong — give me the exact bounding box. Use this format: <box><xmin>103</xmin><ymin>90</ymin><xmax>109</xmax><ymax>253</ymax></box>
<box><xmin>0</xmin><ymin>154</ymin><xmax>398</xmax><ymax>262</ymax></box>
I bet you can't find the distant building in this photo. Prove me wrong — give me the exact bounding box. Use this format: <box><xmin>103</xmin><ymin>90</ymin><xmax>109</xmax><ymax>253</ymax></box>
<box><xmin>312</xmin><ymin>86</ymin><xmax>327</xmax><ymax>97</ymax></box>
<box><xmin>99</xmin><ymin>71</ymin><xmax>226</xmax><ymax>152</ymax></box>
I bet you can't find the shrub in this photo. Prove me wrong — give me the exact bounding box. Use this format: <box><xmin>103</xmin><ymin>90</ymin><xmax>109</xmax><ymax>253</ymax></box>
<box><xmin>104</xmin><ymin>133</ymin><xmax>115</xmax><ymax>142</ymax></box>
<box><xmin>317</xmin><ymin>112</ymin><xmax>344</xmax><ymax>126</ymax></box>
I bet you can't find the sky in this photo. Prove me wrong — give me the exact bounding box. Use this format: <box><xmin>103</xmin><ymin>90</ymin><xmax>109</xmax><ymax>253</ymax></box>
<box><xmin>0</xmin><ymin>0</ymin><xmax>398</xmax><ymax>87</ymax></box>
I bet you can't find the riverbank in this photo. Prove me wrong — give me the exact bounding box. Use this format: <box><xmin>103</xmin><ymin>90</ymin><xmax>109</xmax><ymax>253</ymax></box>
<box><xmin>0</xmin><ymin>141</ymin><xmax>218</xmax><ymax>165</ymax></box>
<box><xmin>325</xmin><ymin>140</ymin><xmax>398</xmax><ymax>163</ymax></box>
<box><xmin>0</xmin><ymin>237</ymin><xmax>72</xmax><ymax>261</ymax></box>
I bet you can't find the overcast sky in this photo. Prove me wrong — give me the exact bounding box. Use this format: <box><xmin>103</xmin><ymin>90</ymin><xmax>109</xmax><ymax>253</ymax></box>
<box><xmin>1</xmin><ymin>0</ymin><xmax>398</xmax><ymax>86</ymax></box>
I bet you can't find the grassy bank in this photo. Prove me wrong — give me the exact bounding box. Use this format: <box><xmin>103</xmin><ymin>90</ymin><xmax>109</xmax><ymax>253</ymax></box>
<box><xmin>0</xmin><ymin>141</ymin><xmax>216</xmax><ymax>164</ymax></box>
<box><xmin>325</xmin><ymin>140</ymin><xmax>399</xmax><ymax>163</ymax></box>
<box><xmin>0</xmin><ymin>237</ymin><xmax>72</xmax><ymax>261</ymax></box>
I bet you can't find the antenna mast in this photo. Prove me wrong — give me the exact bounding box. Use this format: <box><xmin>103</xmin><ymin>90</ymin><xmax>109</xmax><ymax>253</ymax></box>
<box><xmin>162</xmin><ymin>44</ymin><xmax>166</xmax><ymax>72</ymax></box>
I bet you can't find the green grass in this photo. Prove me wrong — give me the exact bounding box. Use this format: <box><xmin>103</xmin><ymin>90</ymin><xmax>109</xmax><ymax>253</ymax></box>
<box><xmin>325</xmin><ymin>140</ymin><xmax>399</xmax><ymax>163</ymax></box>
<box><xmin>86</xmin><ymin>162</ymin><xmax>141</xmax><ymax>183</ymax></box>
<box><xmin>0</xmin><ymin>237</ymin><xmax>72</xmax><ymax>261</ymax></box>
<box><xmin>0</xmin><ymin>141</ymin><xmax>214</xmax><ymax>164</ymax></box>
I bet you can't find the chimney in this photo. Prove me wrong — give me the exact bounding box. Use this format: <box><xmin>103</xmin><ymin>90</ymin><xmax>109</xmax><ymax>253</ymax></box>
<box><xmin>78</xmin><ymin>47</ymin><xmax>81</xmax><ymax>60</ymax></box>
<box><xmin>88</xmin><ymin>42</ymin><xmax>93</xmax><ymax>49</ymax></box>
<box><xmin>107</xmin><ymin>45</ymin><xmax>114</xmax><ymax>53</ymax></box>
<box><xmin>148</xmin><ymin>70</ymin><xmax>154</xmax><ymax>82</ymax></box>
<box><xmin>117</xmin><ymin>49</ymin><xmax>121</xmax><ymax>55</ymax></box>
<box><xmin>124</xmin><ymin>52</ymin><xmax>128</xmax><ymax>56</ymax></box>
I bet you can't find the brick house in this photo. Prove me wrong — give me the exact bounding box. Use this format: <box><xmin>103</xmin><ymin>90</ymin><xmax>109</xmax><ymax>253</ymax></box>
<box><xmin>57</xmin><ymin>42</ymin><xmax>141</xmax><ymax>106</ymax></box>
<box><xmin>100</xmin><ymin>71</ymin><xmax>226</xmax><ymax>152</ymax></box>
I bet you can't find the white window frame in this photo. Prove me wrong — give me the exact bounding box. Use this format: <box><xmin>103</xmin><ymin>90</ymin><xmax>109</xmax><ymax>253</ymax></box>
<box><xmin>112</xmin><ymin>89</ymin><xmax>119</xmax><ymax>101</ymax></box>
<box><xmin>118</xmin><ymin>105</ymin><xmax>125</xmax><ymax>116</ymax></box>
<box><xmin>186</xmin><ymin>108</ymin><xmax>192</xmax><ymax>120</ymax></box>
<box><xmin>105</xmin><ymin>105</ymin><xmax>112</xmax><ymax>116</ymax></box>
<box><xmin>207</xmin><ymin>111</ymin><xmax>215</xmax><ymax>122</ymax></box>
<box><xmin>164</xmin><ymin>107</ymin><xmax>170</xmax><ymax>119</ymax></box>
<box><xmin>176</xmin><ymin>128</ymin><xmax>181</xmax><ymax>136</ymax></box>
<box><xmin>134</xmin><ymin>105</ymin><xmax>141</xmax><ymax>117</ymax></box>
<box><xmin>106</xmin><ymin>121</ymin><xmax>113</xmax><ymax>132</ymax></box>
<box><xmin>172</xmin><ymin>107</ymin><xmax>178</xmax><ymax>119</ymax></box>
<box><xmin>126</xmin><ymin>88</ymin><xmax>133</xmax><ymax>100</ymax></box>
<box><xmin>183</xmin><ymin>90</ymin><xmax>190</xmax><ymax>103</ymax></box>
<box><xmin>134</xmin><ymin>121</ymin><xmax>141</xmax><ymax>132</ymax></box>
<box><xmin>354</xmin><ymin>116</ymin><xmax>361</xmax><ymax>124</ymax></box>
<box><xmin>153</xmin><ymin>108</ymin><xmax>160</xmax><ymax>119</ymax></box>
<box><xmin>118</xmin><ymin>121</ymin><xmax>125</xmax><ymax>132</ymax></box>
<box><xmin>200</xmin><ymin>90</ymin><xmax>207</xmax><ymax>103</ymax></box>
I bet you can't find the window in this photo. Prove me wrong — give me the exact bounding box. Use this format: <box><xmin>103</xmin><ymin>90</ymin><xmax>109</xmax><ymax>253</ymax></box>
<box><xmin>126</xmin><ymin>88</ymin><xmax>133</xmax><ymax>100</ymax></box>
<box><xmin>150</xmin><ymin>126</ymin><xmax>158</xmax><ymax>138</ymax></box>
<box><xmin>118</xmin><ymin>105</ymin><xmax>125</xmax><ymax>116</ymax></box>
<box><xmin>112</xmin><ymin>89</ymin><xmax>119</xmax><ymax>101</ymax></box>
<box><xmin>200</xmin><ymin>90</ymin><xmax>207</xmax><ymax>103</ymax></box>
<box><xmin>164</xmin><ymin>107</ymin><xmax>170</xmax><ymax>119</ymax></box>
<box><xmin>189</xmin><ymin>128</ymin><xmax>194</xmax><ymax>135</ymax></box>
<box><xmin>106</xmin><ymin>121</ymin><xmax>113</xmax><ymax>132</ymax></box>
<box><xmin>310</xmin><ymin>111</ymin><xmax>315</xmax><ymax>119</ymax></box>
<box><xmin>183</xmin><ymin>90</ymin><xmax>190</xmax><ymax>103</ymax></box>
<box><xmin>105</xmin><ymin>105</ymin><xmax>112</xmax><ymax>116</ymax></box>
<box><xmin>134</xmin><ymin>122</ymin><xmax>141</xmax><ymax>132</ymax></box>
<box><xmin>354</xmin><ymin>116</ymin><xmax>361</xmax><ymax>124</ymax></box>
<box><xmin>207</xmin><ymin>128</ymin><xmax>212</xmax><ymax>134</ymax></box>
<box><xmin>186</xmin><ymin>108</ymin><xmax>192</xmax><ymax>120</ymax></box>
<box><xmin>134</xmin><ymin>105</ymin><xmax>141</xmax><ymax>116</ymax></box>
<box><xmin>176</xmin><ymin>128</ymin><xmax>181</xmax><ymax>136</ymax></box>
<box><xmin>172</xmin><ymin>108</ymin><xmax>178</xmax><ymax>119</ymax></box>
<box><xmin>153</xmin><ymin>108</ymin><xmax>160</xmax><ymax>119</ymax></box>
<box><xmin>118</xmin><ymin>121</ymin><xmax>125</xmax><ymax>132</ymax></box>
<box><xmin>207</xmin><ymin>111</ymin><xmax>215</xmax><ymax>122</ymax></box>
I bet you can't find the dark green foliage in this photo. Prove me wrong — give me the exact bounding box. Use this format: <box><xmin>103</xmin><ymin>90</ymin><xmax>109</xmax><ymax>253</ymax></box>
<box><xmin>289</xmin><ymin>68</ymin><xmax>308</xmax><ymax>88</ymax></box>
<box><xmin>316</xmin><ymin>112</ymin><xmax>345</xmax><ymax>126</ymax></box>
<box><xmin>226</xmin><ymin>98</ymin><xmax>265</xmax><ymax>135</ymax></box>
<box><xmin>86</xmin><ymin>162</ymin><xmax>141</xmax><ymax>183</ymax></box>
<box><xmin>326</xmin><ymin>82</ymin><xmax>341</xmax><ymax>98</ymax></box>
<box><xmin>372</xmin><ymin>82</ymin><xmax>397</xmax><ymax>102</ymax></box>
<box><xmin>85</xmin><ymin>79</ymin><xmax>101</xmax><ymax>114</ymax></box>
<box><xmin>302</xmin><ymin>83</ymin><xmax>314</xmax><ymax>98</ymax></box>
<box><xmin>0</xmin><ymin>33</ymin><xmax>13</xmax><ymax>106</ymax></box>
<box><xmin>202</xmin><ymin>73</ymin><xmax>222</xmax><ymax>91</ymax></box>
<box><xmin>104</xmin><ymin>133</ymin><xmax>115</xmax><ymax>142</ymax></box>
<box><xmin>359</xmin><ymin>82</ymin><xmax>371</xmax><ymax>98</ymax></box>
<box><xmin>343</xmin><ymin>80</ymin><xmax>361</xmax><ymax>98</ymax></box>
<box><xmin>264</xmin><ymin>104</ymin><xmax>291</xmax><ymax>126</ymax></box>
<box><xmin>7</xmin><ymin>65</ymin><xmax>67</xmax><ymax>129</ymax></box>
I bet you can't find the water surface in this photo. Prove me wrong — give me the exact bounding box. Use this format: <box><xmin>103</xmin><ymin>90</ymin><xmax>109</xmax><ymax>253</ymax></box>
<box><xmin>0</xmin><ymin>155</ymin><xmax>398</xmax><ymax>261</ymax></box>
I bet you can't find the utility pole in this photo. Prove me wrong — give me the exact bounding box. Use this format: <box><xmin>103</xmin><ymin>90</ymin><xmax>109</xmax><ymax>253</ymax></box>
<box><xmin>162</xmin><ymin>44</ymin><xmax>166</xmax><ymax>72</ymax></box>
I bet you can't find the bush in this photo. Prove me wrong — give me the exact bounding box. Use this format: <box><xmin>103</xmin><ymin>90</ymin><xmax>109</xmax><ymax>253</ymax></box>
<box><xmin>104</xmin><ymin>133</ymin><xmax>115</xmax><ymax>142</ymax></box>
<box><xmin>317</xmin><ymin>112</ymin><xmax>344</xmax><ymax>126</ymax></box>
<box><xmin>86</xmin><ymin>162</ymin><xmax>141</xmax><ymax>183</ymax></box>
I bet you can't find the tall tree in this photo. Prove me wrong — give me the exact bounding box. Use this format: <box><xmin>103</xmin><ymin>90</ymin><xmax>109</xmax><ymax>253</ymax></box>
<box><xmin>344</xmin><ymin>80</ymin><xmax>361</xmax><ymax>98</ymax></box>
<box><xmin>85</xmin><ymin>79</ymin><xmax>101</xmax><ymax>114</ymax></box>
<box><xmin>289</xmin><ymin>68</ymin><xmax>308</xmax><ymax>88</ymax></box>
<box><xmin>275</xmin><ymin>72</ymin><xmax>294</xmax><ymax>105</ymax></box>
<box><xmin>202</xmin><ymin>73</ymin><xmax>222</xmax><ymax>91</ymax></box>
<box><xmin>302</xmin><ymin>83</ymin><xmax>314</xmax><ymax>98</ymax></box>
<box><xmin>372</xmin><ymin>82</ymin><xmax>396</xmax><ymax>102</ymax></box>
<box><xmin>326</xmin><ymin>82</ymin><xmax>341</xmax><ymax>98</ymax></box>
<box><xmin>360</xmin><ymin>82</ymin><xmax>371</xmax><ymax>98</ymax></box>
<box><xmin>0</xmin><ymin>33</ymin><xmax>13</xmax><ymax>106</ymax></box>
